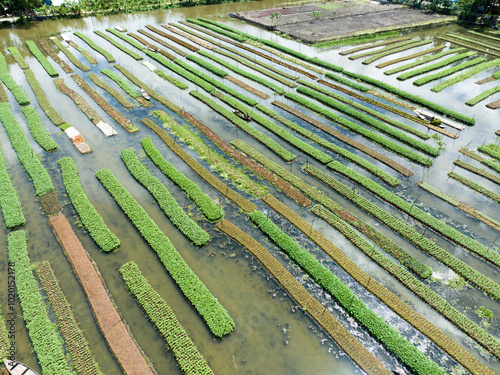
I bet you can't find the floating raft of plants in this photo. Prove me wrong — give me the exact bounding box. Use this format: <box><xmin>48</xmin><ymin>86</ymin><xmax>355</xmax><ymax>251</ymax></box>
<box><xmin>74</xmin><ymin>31</ymin><xmax>116</xmax><ymax>62</ymax></box>
<box><xmin>34</xmin><ymin>261</ymin><xmax>103</xmax><ymax>375</ymax></box>
<box><xmin>454</xmin><ymin>159</ymin><xmax>500</xmax><ymax>186</ymax></box>
<box><xmin>21</xmin><ymin>106</ymin><xmax>58</xmax><ymax>152</ymax></box>
<box><xmin>93</xmin><ymin>30</ymin><xmax>143</xmax><ymax>60</ymax></box>
<box><xmin>0</xmin><ymin>142</ymin><xmax>25</xmax><ymax>229</ymax></box>
<box><xmin>49</xmin><ymin>37</ymin><xmax>90</xmax><ymax>72</ymax></box>
<box><xmin>459</xmin><ymin>147</ymin><xmax>500</xmax><ymax>174</ymax></box>
<box><xmin>376</xmin><ymin>44</ymin><xmax>446</xmax><ymax>68</ymax></box>
<box><xmin>54</xmin><ymin>78</ymin><xmax>117</xmax><ymax>137</ymax></box>
<box><xmin>448</xmin><ymin>171</ymin><xmax>500</xmax><ymax>203</ymax></box>
<box><xmin>26</xmin><ymin>40</ymin><xmax>58</xmax><ymax>77</ymax></box>
<box><xmin>66</xmin><ymin>39</ymin><xmax>97</xmax><ymax>64</ymax></box>
<box><xmin>417</xmin><ymin>181</ymin><xmax>500</xmax><ymax>232</ymax></box>
<box><xmin>216</xmin><ymin>218</ymin><xmax>393</xmax><ymax>375</ymax></box>
<box><xmin>384</xmin><ymin>47</ymin><xmax>466</xmax><ymax>75</ymax></box>
<box><xmin>101</xmin><ymin>68</ymin><xmax>151</xmax><ymax>107</ymax></box>
<box><xmin>38</xmin><ymin>39</ymin><xmax>74</xmax><ymax>73</ymax></box>
<box><xmin>467</xmin><ymin>85</ymin><xmax>500</xmax><ymax>106</ymax></box>
<box><xmin>0</xmin><ymin>52</ymin><xmax>30</xmax><ymax>105</ymax></box>
<box><xmin>23</xmin><ymin>69</ymin><xmax>64</xmax><ymax>125</ymax></box>
<box><xmin>88</xmin><ymin>73</ymin><xmax>134</xmax><ymax>109</ymax></box>
<box><xmin>7</xmin><ymin>46</ymin><xmax>29</xmax><ymax>69</ymax></box>
<box><xmin>49</xmin><ymin>213</ymin><xmax>156</xmax><ymax>374</ymax></box>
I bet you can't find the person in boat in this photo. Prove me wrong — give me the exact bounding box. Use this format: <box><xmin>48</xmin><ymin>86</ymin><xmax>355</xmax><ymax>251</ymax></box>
<box><xmin>233</xmin><ymin>109</ymin><xmax>251</xmax><ymax>121</ymax></box>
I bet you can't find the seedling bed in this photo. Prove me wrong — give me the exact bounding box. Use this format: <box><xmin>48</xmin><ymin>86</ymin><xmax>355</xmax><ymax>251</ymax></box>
<box><xmin>50</xmin><ymin>37</ymin><xmax>90</xmax><ymax>71</ymax></box>
<box><xmin>26</xmin><ymin>40</ymin><xmax>58</xmax><ymax>76</ymax></box>
<box><xmin>38</xmin><ymin>39</ymin><xmax>74</xmax><ymax>73</ymax></box>
<box><xmin>88</xmin><ymin>73</ymin><xmax>134</xmax><ymax>109</ymax></box>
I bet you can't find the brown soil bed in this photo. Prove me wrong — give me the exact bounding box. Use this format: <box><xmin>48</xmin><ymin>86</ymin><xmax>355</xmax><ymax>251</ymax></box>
<box><xmin>68</xmin><ymin>40</ymin><xmax>98</xmax><ymax>64</ymax></box>
<box><xmin>0</xmin><ymin>83</ymin><xmax>7</xmax><ymax>102</ymax></box>
<box><xmin>49</xmin><ymin>213</ymin><xmax>157</xmax><ymax>375</ymax></box>
<box><xmin>486</xmin><ymin>99</ymin><xmax>500</xmax><ymax>109</ymax></box>
<box><xmin>40</xmin><ymin>190</ymin><xmax>62</xmax><ymax>216</ymax></box>
<box><xmin>145</xmin><ymin>24</ymin><xmax>198</xmax><ymax>52</ymax></box>
<box><xmin>138</xmin><ymin>29</ymin><xmax>188</xmax><ymax>56</ymax></box>
<box><xmin>225</xmin><ymin>75</ymin><xmax>270</xmax><ymax>99</ymax></box>
<box><xmin>273</xmin><ymin>100</ymin><xmax>413</xmax><ymax>176</ymax></box>
<box><xmin>89</xmin><ymin>73</ymin><xmax>135</xmax><ymax>109</ymax></box>
<box><xmin>180</xmin><ymin>110</ymin><xmax>312</xmax><ymax>206</ymax></box>
<box><xmin>162</xmin><ymin>24</ymin><xmax>216</xmax><ymax>50</ymax></box>
<box><xmin>232</xmin><ymin>2</ymin><xmax>454</xmax><ymax>44</ymax></box>
<box><xmin>216</xmin><ymin>218</ymin><xmax>393</xmax><ymax>375</ymax></box>
<box><xmin>38</xmin><ymin>39</ymin><xmax>74</xmax><ymax>73</ymax></box>
<box><xmin>71</xmin><ymin>74</ymin><xmax>139</xmax><ymax>133</ymax></box>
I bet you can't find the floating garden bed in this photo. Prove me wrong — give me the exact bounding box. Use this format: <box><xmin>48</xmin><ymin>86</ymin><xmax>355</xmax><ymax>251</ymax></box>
<box><xmin>120</xmin><ymin>262</ymin><xmax>214</xmax><ymax>375</ymax></box>
<box><xmin>459</xmin><ymin>147</ymin><xmax>500</xmax><ymax>174</ymax></box>
<box><xmin>431</xmin><ymin>59</ymin><xmax>500</xmax><ymax>93</ymax></box>
<box><xmin>467</xmin><ymin>85</ymin><xmax>500</xmax><ymax>105</ymax></box>
<box><xmin>96</xmin><ymin>168</ymin><xmax>234</xmax><ymax>337</ymax></box>
<box><xmin>88</xmin><ymin>73</ymin><xmax>134</xmax><ymax>109</ymax></box>
<box><xmin>71</xmin><ymin>74</ymin><xmax>139</xmax><ymax>133</ymax></box>
<box><xmin>362</xmin><ymin>40</ymin><xmax>432</xmax><ymax>65</ymax></box>
<box><xmin>58</xmin><ymin>156</ymin><xmax>120</xmax><ymax>252</ymax></box>
<box><xmin>191</xmin><ymin>90</ymin><xmax>296</xmax><ymax>162</ymax></box>
<box><xmin>121</xmin><ymin>147</ymin><xmax>211</xmax><ymax>245</ymax></box>
<box><xmin>74</xmin><ymin>31</ymin><xmax>116</xmax><ymax>63</ymax></box>
<box><xmin>24</xmin><ymin>69</ymin><xmax>64</xmax><ymax>125</ymax></box>
<box><xmin>162</xmin><ymin>23</ymin><xmax>215</xmax><ymax>50</ymax></box>
<box><xmin>38</xmin><ymin>39</ymin><xmax>74</xmax><ymax>73</ymax></box>
<box><xmin>0</xmin><ymin>103</ymin><xmax>54</xmax><ymax>196</ymax></box>
<box><xmin>145</xmin><ymin>24</ymin><xmax>198</xmax><ymax>52</ymax></box>
<box><xmin>413</xmin><ymin>57</ymin><xmax>486</xmax><ymax>86</ymax></box>
<box><xmin>7</xmin><ymin>46</ymin><xmax>29</xmax><ymax>69</ymax></box>
<box><xmin>142</xmin><ymin>138</ymin><xmax>224</xmax><ymax>222</ymax></box>
<box><xmin>105</xmin><ymin>28</ymin><xmax>147</xmax><ymax>52</ymax></box>
<box><xmin>8</xmin><ymin>230</ymin><xmax>73</xmax><ymax>375</ymax></box>
<box><xmin>34</xmin><ymin>261</ymin><xmax>104</xmax><ymax>375</ymax></box>
<box><xmin>94</xmin><ymin>30</ymin><xmax>143</xmax><ymax>60</ymax></box>
<box><xmin>0</xmin><ymin>144</ymin><xmax>25</xmax><ymax>229</ymax></box>
<box><xmin>248</xmin><ymin>209</ymin><xmax>446</xmax><ymax>375</ymax></box>
<box><xmin>376</xmin><ymin>45</ymin><xmax>446</xmax><ymax>68</ymax></box>
<box><xmin>216</xmin><ymin>218</ymin><xmax>392</xmax><ymax>375</ymax></box>
<box><xmin>0</xmin><ymin>52</ymin><xmax>30</xmax><ymax>105</ymax></box>
<box><xmin>478</xmin><ymin>143</ymin><xmax>500</xmax><ymax>160</ymax></box>
<box><xmin>67</xmin><ymin>40</ymin><xmax>97</xmax><ymax>64</ymax></box>
<box><xmin>448</xmin><ymin>171</ymin><xmax>500</xmax><ymax>203</ymax></box>
<box><xmin>417</xmin><ymin>181</ymin><xmax>500</xmax><ymax>232</ymax></box>
<box><xmin>446</xmin><ymin>33</ymin><xmax>500</xmax><ymax>53</ymax></box>
<box><xmin>26</xmin><ymin>40</ymin><xmax>58</xmax><ymax>76</ymax></box>
<box><xmin>438</xmin><ymin>36</ymin><xmax>500</xmax><ymax>58</ymax></box>
<box><xmin>285</xmin><ymin>91</ymin><xmax>435</xmax><ymax>166</ymax></box>
<box><xmin>137</xmin><ymin>29</ymin><xmax>188</xmax><ymax>56</ymax></box>
<box><xmin>154</xmin><ymin>68</ymin><xmax>189</xmax><ymax>90</ymax></box>
<box><xmin>339</xmin><ymin>37</ymin><xmax>413</xmax><ymax>55</ymax></box>
<box><xmin>323</xmin><ymin>72</ymin><xmax>369</xmax><ymax>92</ymax></box>
<box><xmin>50</xmin><ymin>37</ymin><xmax>90</xmax><ymax>72</ymax></box>
<box><xmin>21</xmin><ymin>106</ymin><xmax>58</xmax><ymax>152</ymax></box>
<box><xmin>101</xmin><ymin>68</ymin><xmax>150</xmax><ymax>107</ymax></box>
<box><xmin>454</xmin><ymin>159</ymin><xmax>500</xmax><ymax>186</ymax></box>
<box><xmin>349</xmin><ymin>39</ymin><xmax>422</xmax><ymax>60</ymax></box>
<box><xmin>302</xmin><ymin>164</ymin><xmax>500</xmax><ymax>301</ymax></box>
<box><xmin>273</xmin><ymin>100</ymin><xmax>414</xmax><ymax>176</ymax></box>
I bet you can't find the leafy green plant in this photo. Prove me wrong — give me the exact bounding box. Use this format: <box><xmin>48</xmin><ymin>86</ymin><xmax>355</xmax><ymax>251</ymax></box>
<box><xmin>0</xmin><ymin>52</ymin><xmax>30</xmax><ymax>105</ymax></box>
<box><xmin>0</xmin><ymin>145</ymin><xmax>25</xmax><ymax>229</ymax></box>
<box><xmin>154</xmin><ymin>69</ymin><xmax>189</xmax><ymax>90</ymax></box>
<box><xmin>26</xmin><ymin>40</ymin><xmax>58</xmax><ymax>77</ymax></box>
<box><xmin>21</xmin><ymin>106</ymin><xmax>58</xmax><ymax>152</ymax></box>
<box><xmin>58</xmin><ymin>157</ymin><xmax>120</xmax><ymax>252</ymax></box>
<box><xmin>0</xmin><ymin>103</ymin><xmax>53</xmax><ymax>196</ymax></box>
<box><xmin>431</xmin><ymin>59</ymin><xmax>500</xmax><ymax>92</ymax></box>
<box><xmin>105</xmin><ymin>28</ymin><xmax>147</xmax><ymax>52</ymax></box>
<box><xmin>384</xmin><ymin>48</ymin><xmax>466</xmax><ymax>75</ymax></box>
<box><xmin>94</xmin><ymin>30</ymin><xmax>143</xmax><ymax>60</ymax></box>
<box><xmin>185</xmin><ymin>54</ymin><xmax>228</xmax><ymax>77</ymax></box>
<box><xmin>466</xmin><ymin>85</ymin><xmax>500</xmax><ymax>106</ymax></box>
<box><xmin>7</xmin><ymin>46</ymin><xmax>29</xmax><ymax>69</ymax></box>
<box><xmin>448</xmin><ymin>171</ymin><xmax>500</xmax><ymax>203</ymax></box>
<box><xmin>324</xmin><ymin>72</ymin><xmax>369</xmax><ymax>92</ymax></box>
<box><xmin>121</xmin><ymin>148</ymin><xmax>210</xmax><ymax>246</ymax></box>
<box><xmin>96</xmin><ymin>168</ymin><xmax>233</xmax><ymax>337</ymax></box>
<box><xmin>8</xmin><ymin>231</ymin><xmax>73</xmax><ymax>375</ymax></box>
<box><xmin>284</xmin><ymin>92</ymin><xmax>434</xmax><ymax>166</ymax></box>
<box><xmin>413</xmin><ymin>57</ymin><xmax>486</xmax><ymax>86</ymax></box>
<box><xmin>142</xmin><ymin>138</ymin><xmax>223</xmax><ymax>222</ymax></box>
<box><xmin>478</xmin><ymin>143</ymin><xmax>500</xmax><ymax>160</ymax></box>
<box><xmin>248</xmin><ymin>210</ymin><xmax>445</xmax><ymax>375</ymax></box>
<box><xmin>23</xmin><ymin>69</ymin><xmax>64</xmax><ymax>125</ymax></box>
<box><xmin>342</xmin><ymin>70</ymin><xmax>475</xmax><ymax>125</ymax></box>
<box><xmin>190</xmin><ymin>90</ymin><xmax>296</xmax><ymax>162</ymax></box>
<box><xmin>74</xmin><ymin>31</ymin><xmax>115</xmax><ymax>62</ymax></box>
<box><xmin>397</xmin><ymin>51</ymin><xmax>476</xmax><ymax>80</ymax></box>
<box><xmin>120</xmin><ymin>261</ymin><xmax>214</xmax><ymax>374</ymax></box>
<box><xmin>362</xmin><ymin>40</ymin><xmax>432</xmax><ymax>65</ymax></box>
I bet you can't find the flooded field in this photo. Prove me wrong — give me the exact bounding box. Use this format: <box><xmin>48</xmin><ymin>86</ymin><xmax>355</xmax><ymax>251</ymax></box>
<box><xmin>0</xmin><ymin>1</ymin><xmax>499</xmax><ymax>374</ymax></box>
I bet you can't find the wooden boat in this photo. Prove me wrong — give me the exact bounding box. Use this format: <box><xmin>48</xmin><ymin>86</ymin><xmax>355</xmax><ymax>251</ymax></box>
<box><xmin>114</xmin><ymin>26</ymin><xmax>127</xmax><ymax>32</ymax></box>
<box><xmin>146</xmin><ymin>45</ymin><xmax>158</xmax><ymax>53</ymax></box>
<box><xmin>140</xmin><ymin>89</ymin><xmax>150</xmax><ymax>101</ymax></box>
<box><xmin>414</xmin><ymin>109</ymin><xmax>464</xmax><ymax>130</ymax></box>
<box><xmin>231</xmin><ymin>109</ymin><xmax>251</xmax><ymax>121</ymax></box>
<box><xmin>3</xmin><ymin>359</ymin><xmax>39</xmax><ymax>375</ymax></box>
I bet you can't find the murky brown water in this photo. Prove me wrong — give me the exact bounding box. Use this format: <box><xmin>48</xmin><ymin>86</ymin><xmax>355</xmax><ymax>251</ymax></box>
<box><xmin>0</xmin><ymin>2</ymin><xmax>499</xmax><ymax>375</ymax></box>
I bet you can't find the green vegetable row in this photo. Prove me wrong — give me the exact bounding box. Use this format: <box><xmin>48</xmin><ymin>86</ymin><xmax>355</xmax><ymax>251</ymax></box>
<box><xmin>197</xmin><ymin>49</ymin><xmax>286</xmax><ymax>94</ymax></box>
<box><xmin>454</xmin><ymin>159</ymin><xmax>500</xmax><ymax>186</ymax></box>
<box><xmin>342</xmin><ymin>70</ymin><xmax>475</xmax><ymax>125</ymax></box>
<box><xmin>431</xmin><ymin>59</ymin><xmax>500</xmax><ymax>92</ymax></box>
<box><xmin>7</xmin><ymin>46</ymin><xmax>29</xmax><ymax>69</ymax></box>
<box><xmin>232</xmin><ymin>140</ymin><xmax>429</xmax><ymax>278</ymax></box>
<box><xmin>34</xmin><ymin>261</ymin><xmax>104</xmax><ymax>375</ymax></box>
<box><xmin>413</xmin><ymin>57</ymin><xmax>486</xmax><ymax>86</ymax></box>
<box><xmin>8</xmin><ymin>230</ymin><xmax>73</xmax><ymax>375</ymax></box>
<box><xmin>88</xmin><ymin>73</ymin><xmax>135</xmax><ymax>109</ymax></box>
<box><xmin>218</xmin><ymin>94</ymin><xmax>332</xmax><ymax>164</ymax></box>
<box><xmin>324</xmin><ymin>72</ymin><xmax>369</xmax><ymax>92</ymax></box>
<box><xmin>119</xmin><ymin>261</ymin><xmax>214</xmax><ymax>375</ymax></box>
<box><xmin>186</xmin><ymin>18</ymin><xmax>247</xmax><ymax>42</ymax></box>
<box><xmin>23</xmin><ymin>69</ymin><xmax>64</xmax><ymax>125</ymax></box>
<box><xmin>74</xmin><ymin>31</ymin><xmax>116</xmax><ymax>62</ymax></box>
<box><xmin>94</xmin><ymin>30</ymin><xmax>143</xmax><ymax>60</ymax></box>
<box><xmin>50</xmin><ymin>37</ymin><xmax>90</xmax><ymax>72</ymax></box>
<box><xmin>466</xmin><ymin>84</ymin><xmax>500</xmax><ymax>106</ymax></box>
<box><xmin>0</xmin><ymin>52</ymin><xmax>30</xmax><ymax>105</ymax></box>
<box><xmin>362</xmin><ymin>40</ymin><xmax>432</xmax><ymax>64</ymax></box>
<box><xmin>185</xmin><ymin>54</ymin><xmax>228</xmax><ymax>77</ymax></box>
<box><xmin>101</xmin><ymin>68</ymin><xmax>141</xmax><ymax>99</ymax></box>
<box><xmin>312</xmin><ymin>204</ymin><xmax>500</xmax><ymax>360</ymax></box>
<box><xmin>284</xmin><ymin>91</ymin><xmax>434</xmax><ymax>166</ymax></box>
<box><xmin>58</xmin><ymin>157</ymin><xmax>120</xmax><ymax>252</ymax></box>
<box><xmin>0</xmin><ymin>103</ymin><xmax>54</xmax><ymax>196</ymax></box>
<box><xmin>256</xmin><ymin>103</ymin><xmax>401</xmax><ymax>186</ymax></box>
<box><xmin>0</xmin><ymin>144</ymin><xmax>25</xmax><ymax>229</ymax></box>
<box><xmin>478</xmin><ymin>143</ymin><xmax>500</xmax><ymax>160</ymax></box>
<box><xmin>26</xmin><ymin>40</ymin><xmax>58</xmax><ymax>77</ymax></box>
<box><xmin>384</xmin><ymin>48</ymin><xmax>466</xmax><ymax>75</ymax></box>
<box><xmin>248</xmin><ymin>210</ymin><xmax>445</xmax><ymax>375</ymax></box>
<box><xmin>298</xmin><ymin>79</ymin><xmax>430</xmax><ymax>140</ymax></box>
<box><xmin>105</xmin><ymin>28</ymin><xmax>147</xmax><ymax>51</ymax></box>
<box><xmin>121</xmin><ymin>148</ymin><xmax>210</xmax><ymax>246</ymax></box>
<box><xmin>303</xmin><ymin>164</ymin><xmax>500</xmax><ymax>301</ymax></box>
<box><xmin>21</xmin><ymin>106</ymin><xmax>58</xmax><ymax>152</ymax></box>
<box><xmin>397</xmin><ymin>51</ymin><xmax>476</xmax><ymax>81</ymax></box>
<box><xmin>96</xmin><ymin>168</ymin><xmax>234</xmax><ymax>337</ymax></box>
<box><xmin>190</xmin><ymin>90</ymin><xmax>296</xmax><ymax>162</ymax></box>
<box><xmin>448</xmin><ymin>171</ymin><xmax>500</xmax><ymax>203</ymax></box>
<box><xmin>154</xmin><ymin>69</ymin><xmax>189</xmax><ymax>90</ymax></box>
<box><xmin>350</xmin><ymin>39</ymin><xmax>422</xmax><ymax>60</ymax></box>
<box><xmin>142</xmin><ymin>138</ymin><xmax>224</xmax><ymax>222</ymax></box>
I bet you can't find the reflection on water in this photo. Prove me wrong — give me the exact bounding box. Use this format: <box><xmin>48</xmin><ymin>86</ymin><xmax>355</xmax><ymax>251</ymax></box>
<box><xmin>0</xmin><ymin>1</ymin><xmax>499</xmax><ymax>374</ymax></box>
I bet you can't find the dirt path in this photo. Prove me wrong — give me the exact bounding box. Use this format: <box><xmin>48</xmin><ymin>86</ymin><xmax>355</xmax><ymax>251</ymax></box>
<box><xmin>49</xmin><ymin>214</ymin><xmax>157</xmax><ymax>375</ymax></box>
